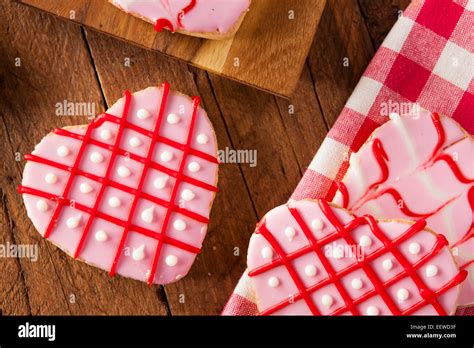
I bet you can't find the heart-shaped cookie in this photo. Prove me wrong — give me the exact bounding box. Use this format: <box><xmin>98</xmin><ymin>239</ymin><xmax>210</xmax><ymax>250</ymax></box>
<box><xmin>247</xmin><ymin>199</ymin><xmax>466</xmax><ymax>315</ymax></box>
<box><xmin>19</xmin><ymin>83</ymin><xmax>219</xmax><ymax>285</ymax></box>
<box><xmin>109</xmin><ymin>0</ymin><xmax>251</xmax><ymax>39</ymax></box>
<box><xmin>333</xmin><ymin>112</ymin><xmax>473</xmax><ymax>305</ymax></box>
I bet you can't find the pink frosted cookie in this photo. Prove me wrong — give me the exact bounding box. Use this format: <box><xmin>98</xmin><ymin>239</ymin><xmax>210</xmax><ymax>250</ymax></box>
<box><xmin>109</xmin><ymin>0</ymin><xmax>251</xmax><ymax>39</ymax></box>
<box><xmin>19</xmin><ymin>83</ymin><xmax>219</xmax><ymax>285</ymax></box>
<box><xmin>333</xmin><ymin>112</ymin><xmax>473</xmax><ymax>306</ymax></box>
<box><xmin>247</xmin><ymin>199</ymin><xmax>466</xmax><ymax>315</ymax></box>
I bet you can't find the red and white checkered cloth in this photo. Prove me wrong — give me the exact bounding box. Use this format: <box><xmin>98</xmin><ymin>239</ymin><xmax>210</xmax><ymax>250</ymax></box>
<box><xmin>222</xmin><ymin>0</ymin><xmax>474</xmax><ymax>316</ymax></box>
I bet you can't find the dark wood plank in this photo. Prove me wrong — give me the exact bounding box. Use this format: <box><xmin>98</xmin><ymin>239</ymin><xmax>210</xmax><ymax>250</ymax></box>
<box><xmin>308</xmin><ymin>0</ymin><xmax>374</xmax><ymax>127</ymax></box>
<box><xmin>83</xmin><ymin>29</ymin><xmax>259</xmax><ymax>315</ymax></box>
<box><xmin>0</xmin><ymin>134</ymin><xmax>31</xmax><ymax>315</ymax></box>
<box><xmin>0</xmin><ymin>0</ymin><xmax>168</xmax><ymax>315</ymax></box>
<box><xmin>358</xmin><ymin>0</ymin><xmax>411</xmax><ymax>48</ymax></box>
<box><xmin>275</xmin><ymin>64</ymin><xmax>329</xmax><ymax>170</ymax></box>
<box><xmin>207</xmin><ymin>74</ymin><xmax>304</xmax><ymax>216</ymax></box>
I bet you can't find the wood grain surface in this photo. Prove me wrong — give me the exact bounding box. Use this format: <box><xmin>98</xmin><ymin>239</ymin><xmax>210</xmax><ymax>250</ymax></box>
<box><xmin>0</xmin><ymin>0</ymin><xmax>409</xmax><ymax>315</ymax></box>
<box><xmin>19</xmin><ymin>0</ymin><xmax>327</xmax><ymax>98</ymax></box>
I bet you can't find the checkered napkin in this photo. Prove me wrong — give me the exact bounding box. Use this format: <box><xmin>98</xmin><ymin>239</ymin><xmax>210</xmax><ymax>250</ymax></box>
<box><xmin>222</xmin><ymin>0</ymin><xmax>474</xmax><ymax>316</ymax></box>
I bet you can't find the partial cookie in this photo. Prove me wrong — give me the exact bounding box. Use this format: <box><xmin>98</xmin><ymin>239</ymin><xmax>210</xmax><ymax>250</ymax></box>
<box><xmin>109</xmin><ymin>0</ymin><xmax>251</xmax><ymax>40</ymax></box>
<box><xmin>333</xmin><ymin>112</ymin><xmax>473</xmax><ymax>305</ymax></box>
<box><xmin>19</xmin><ymin>84</ymin><xmax>219</xmax><ymax>285</ymax></box>
<box><xmin>247</xmin><ymin>199</ymin><xmax>466</xmax><ymax>315</ymax></box>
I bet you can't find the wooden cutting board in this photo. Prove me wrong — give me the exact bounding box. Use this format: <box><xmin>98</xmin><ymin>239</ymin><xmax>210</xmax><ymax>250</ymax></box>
<box><xmin>18</xmin><ymin>0</ymin><xmax>326</xmax><ymax>98</ymax></box>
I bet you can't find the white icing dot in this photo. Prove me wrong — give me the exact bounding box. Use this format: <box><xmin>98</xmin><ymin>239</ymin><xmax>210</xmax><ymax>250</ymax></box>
<box><xmin>397</xmin><ymin>288</ymin><xmax>409</xmax><ymax>301</ymax></box>
<box><xmin>95</xmin><ymin>230</ymin><xmax>108</xmax><ymax>242</ymax></box>
<box><xmin>359</xmin><ymin>235</ymin><xmax>372</xmax><ymax>247</ymax></box>
<box><xmin>108</xmin><ymin>197</ymin><xmax>121</xmax><ymax>208</ymax></box>
<box><xmin>160</xmin><ymin>150</ymin><xmax>173</xmax><ymax>162</ymax></box>
<box><xmin>188</xmin><ymin>161</ymin><xmax>200</xmax><ymax>172</ymax></box>
<box><xmin>57</xmin><ymin>145</ymin><xmax>70</xmax><ymax>157</ymax></box>
<box><xmin>351</xmin><ymin>278</ymin><xmax>363</xmax><ymax>290</ymax></box>
<box><xmin>117</xmin><ymin>166</ymin><xmax>131</xmax><ymax>178</ymax></box>
<box><xmin>79</xmin><ymin>182</ymin><xmax>93</xmax><ymax>193</ymax></box>
<box><xmin>268</xmin><ymin>276</ymin><xmax>280</xmax><ymax>288</ymax></box>
<box><xmin>197</xmin><ymin>134</ymin><xmax>209</xmax><ymax>144</ymax></box>
<box><xmin>141</xmin><ymin>206</ymin><xmax>155</xmax><ymax>224</ymax></box>
<box><xmin>45</xmin><ymin>173</ymin><xmax>58</xmax><ymax>184</ymax></box>
<box><xmin>311</xmin><ymin>219</ymin><xmax>324</xmax><ymax>230</ymax></box>
<box><xmin>408</xmin><ymin>242</ymin><xmax>421</xmax><ymax>255</ymax></box>
<box><xmin>100</xmin><ymin>129</ymin><xmax>113</xmax><ymax>140</ymax></box>
<box><xmin>332</xmin><ymin>247</ymin><xmax>344</xmax><ymax>259</ymax></box>
<box><xmin>261</xmin><ymin>246</ymin><xmax>273</xmax><ymax>259</ymax></box>
<box><xmin>129</xmin><ymin>136</ymin><xmax>142</xmax><ymax>147</ymax></box>
<box><xmin>389</xmin><ymin>112</ymin><xmax>400</xmax><ymax>120</ymax></box>
<box><xmin>154</xmin><ymin>175</ymin><xmax>169</xmax><ymax>189</ymax></box>
<box><xmin>366</xmin><ymin>306</ymin><xmax>379</xmax><ymax>316</ymax></box>
<box><xmin>66</xmin><ymin>215</ymin><xmax>82</xmax><ymax>229</ymax></box>
<box><xmin>137</xmin><ymin>108</ymin><xmax>150</xmax><ymax>119</ymax></box>
<box><xmin>305</xmin><ymin>264</ymin><xmax>317</xmax><ymax>277</ymax></box>
<box><xmin>173</xmin><ymin>219</ymin><xmax>186</xmax><ymax>231</ymax></box>
<box><xmin>321</xmin><ymin>294</ymin><xmax>333</xmax><ymax>308</ymax></box>
<box><xmin>132</xmin><ymin>245</ymin><xmax>145</xmax><ymax>261</ymax></box>
<box><xmin>165</xmin><ymin>255</ymin><xmax>178</xmax><ymax>266</ymax></box>
<box><xmin>181</xmin><ymin>189</ymin><xmax>195</xmax><ymax>201</ymax></box>
<box><xmin>382</xmin><ymin>258</ymin><xmax>393</xmax><ymax>271</ymax></box>
<box><xmin>167</xmin><ymin>113</ymin><xmax>180</xmax><ymax>124</ymax></box>
<box><xmin>284</xmin><ymin>227</ymin><xmax>296</xmax><ymax>241</ymax></box>
<box><xmin>426</xmin><ymin>264</ymin><xmax>438</xmax><ymax>277</ymax></box>
<box><xmin>36</xmin><ymin>200</ymin><xmax>49</xmax><ymax>212</ymax></box>
<box><xmin>90</xmin><ymin>152</ymin><xmax>104</xmax><ymax>163</ymax></box>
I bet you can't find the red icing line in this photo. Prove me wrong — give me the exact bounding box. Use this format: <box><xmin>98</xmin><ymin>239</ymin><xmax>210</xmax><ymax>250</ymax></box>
<box><xmin>250</xmin><ymin>200</ymin><xmax>466</xmax><ymax>315</ymax></box>
<box><xmin>369</xmin><ymin>138</ymin><xmax>389</xmax><ymax>190</ymax></box>
<box><xmin>376</xmin><ymin>188</ymin><xmax>435</xmax><ymax>218</ymax></box>
<box><xmin>146</xmin><ymin>95</ymin><xmax>200</xmax><ymax>286</ymax></box>
<box><xmin>18</xmin><ymin>83</ymin><xmax>218</xmax><ymax>282</ymax></box>
<box><xmin>434</xmin><ymin>154</ymin><xmax>474</xmax><ymax>184</ymax></box>
<box><xmin>177</xmin><ymin>0</ymin><xmax>196</xmax><ymax>27</ymax></box>
<box><xmin>154</xmin><ymin>18</ymin><xmax>175</xmax><ymax>32</ymax></box>
<box><xmin>430</xmin><ymin>112</ymin><xmax>445</xmax><ymax>161</ymax></box>
<box><xmin>335</xmin><ymin>181</ymin><xmax>349</xmax><ymax>209</ymax></box>
<box><xmin>154</xmin><ymin>0</ymin><xmax>197</xmax><ymax>33</ymax></box>
<box><xmin>333</xmin><ymin>138</ymin><xmax>388</xmax><ymax>209</ymax></box>
<box><xmin>460</xmin><ymin>260</ymin><xmax>474</xmax><ymax>269</ymax></box>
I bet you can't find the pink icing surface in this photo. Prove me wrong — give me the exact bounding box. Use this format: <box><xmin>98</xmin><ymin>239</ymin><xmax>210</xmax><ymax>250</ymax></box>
<box><xmin>21</xmin><ymin>86</ymin><xmax>218</xmax><ymax>285</ymax></box>
<box><xmin>247</xmin><ymin>200</ymin><xmax>463</xmax><ymax>315</ymax></box>
<box><xmin>333</xmin><ymin>112</ymin><xmax>473</xmax><ymax>306</ymax></box>
<box><xmin>111</xmin><ymin>0</ymin><xmax>250</xmax><ymax>34</ymax></box>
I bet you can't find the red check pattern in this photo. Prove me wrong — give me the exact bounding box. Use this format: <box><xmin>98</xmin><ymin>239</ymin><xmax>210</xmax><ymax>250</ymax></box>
<box><xmin>223</xmin><ymin>0</ymin><xmax>474</xmax><ymax>315</ymax></box>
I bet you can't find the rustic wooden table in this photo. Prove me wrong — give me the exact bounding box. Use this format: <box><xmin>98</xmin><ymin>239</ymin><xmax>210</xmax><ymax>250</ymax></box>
<box><xmin>0</xmin><ymin>0</ymin><xmax>409</xmax><ymax>315</ymax></box>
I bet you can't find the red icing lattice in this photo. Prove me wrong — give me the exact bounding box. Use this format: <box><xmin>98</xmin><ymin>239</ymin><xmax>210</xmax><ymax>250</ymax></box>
<box><xmin>249</xmin><ymin>199</ymin><xmax>467</xmax><ymax>315</ymax></box>
<box><xmin>18</xmin><ymin>82</ymin><xmax>218</xmax><ymax>285</ymax></box>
